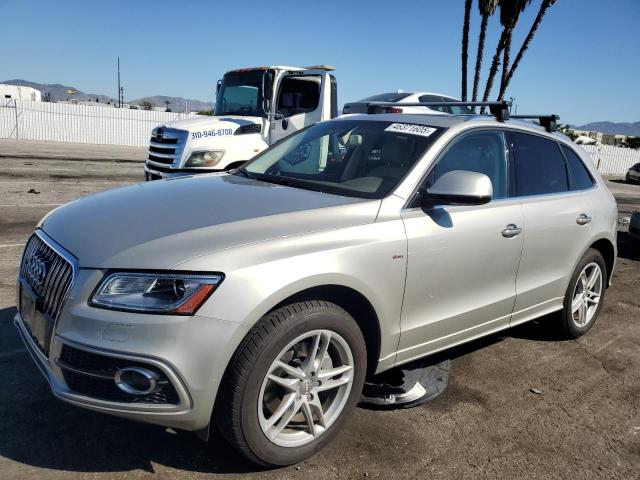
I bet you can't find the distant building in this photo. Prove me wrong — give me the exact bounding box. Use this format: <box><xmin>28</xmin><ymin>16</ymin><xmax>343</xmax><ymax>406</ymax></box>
<box><xmin>568</xmin><ymin>128</ymin><xmax>620</xmax><ymax>146</ymax></box>
<box><xmin>0</xmin><ymin>83</ymin><xmax>41</xmax><ymax>102</ymax></box>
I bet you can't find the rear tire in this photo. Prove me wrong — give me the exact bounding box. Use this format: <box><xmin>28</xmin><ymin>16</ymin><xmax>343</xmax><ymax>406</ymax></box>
<box><xmin>561</xmin><ymin>248</ymin><xmax>606</xmax><ymax>338</ymax></box>
<box><xmin>215</xmin><ymin>301</ymin><xmax>367</xmax><ymax>467</ymax></box>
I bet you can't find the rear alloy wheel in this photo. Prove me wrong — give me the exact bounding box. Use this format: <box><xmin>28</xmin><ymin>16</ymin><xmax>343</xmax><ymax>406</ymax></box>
<box><xmin>561</xmin><ymin>249</ymin><xmax>607</xmax><ymax>338</ymax></box>
<box><xmin>216</xmin><ymin>301</ymin><xmax>366</xmax><ymax>466</ymax></box>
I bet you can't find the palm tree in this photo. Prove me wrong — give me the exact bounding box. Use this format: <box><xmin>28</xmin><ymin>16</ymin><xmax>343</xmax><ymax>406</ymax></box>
<box><xmin>481</xmin><ymin>0</ymin><xmax>531</xmax><ymax>106</ymax></box>
<box><xmin>472</xmin><ymin>0</ymin><xmax>499</xmax><ymax>102</ymax></box>
<box><xmin>498</xmin><ymin>0</ymin><xmax>533</xmax><ymax>99</ymax></box>
<box><xmin>461</xmin><ymin>0</ymin><xmax>473</xmax><ymax>101</ymax></box>
<box><xmin>498</xmin><ymin>0</ymin><xmax>557</xmax><ymax>99</ymax></box>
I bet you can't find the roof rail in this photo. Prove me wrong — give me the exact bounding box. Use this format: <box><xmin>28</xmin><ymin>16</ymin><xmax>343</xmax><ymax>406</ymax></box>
<box><xmin>510</xmin><ymin>114</ymin><xmax>560</xmax><ymax>132</ymax></box>
<box><xmin>365</xmin><ymin>100</ymin><xmax>512</xmax><ymax>122</ymax></box>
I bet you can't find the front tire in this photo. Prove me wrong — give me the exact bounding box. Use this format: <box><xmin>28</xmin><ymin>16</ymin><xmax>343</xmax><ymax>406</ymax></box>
<box><xmin>215</xmin><ymin>301</ymin><xmax>367</xmax><ymax>467</ymax></box>
<box><xmin>561</xmin><ymin>248</ymin><xmax>606</xmax><ymax>338</ymax></box>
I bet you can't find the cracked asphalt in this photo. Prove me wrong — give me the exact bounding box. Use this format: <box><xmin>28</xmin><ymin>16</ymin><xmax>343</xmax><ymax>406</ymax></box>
<box><xmin>0</xmin><ymin>139</ymin><xmax>639</xmax><ymax>479</ymax></box>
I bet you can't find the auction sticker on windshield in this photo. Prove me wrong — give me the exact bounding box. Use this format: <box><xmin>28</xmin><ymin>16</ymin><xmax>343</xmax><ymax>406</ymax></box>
<box><xmin>385</xmin><ymin>123</ymin><xmax>437</xmax><ymax>137</ymax></box>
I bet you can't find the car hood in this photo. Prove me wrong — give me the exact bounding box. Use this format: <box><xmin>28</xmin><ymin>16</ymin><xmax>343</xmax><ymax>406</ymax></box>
<box><xmin>40</xmin><ymin>174</ymin><xmax>380</xmax><ymax>269</ymax></box>
<box><xmin>164</xmin><ymin>115</ymin><xmax>263</xmax><ymax>132</ymax></box>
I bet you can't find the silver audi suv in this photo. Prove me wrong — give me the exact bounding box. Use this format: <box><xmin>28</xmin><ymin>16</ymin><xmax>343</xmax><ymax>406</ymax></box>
<box><xmin>15</xmin><ymin>109</ymin><xmax>617</xmax><ymax>466</ymax></box>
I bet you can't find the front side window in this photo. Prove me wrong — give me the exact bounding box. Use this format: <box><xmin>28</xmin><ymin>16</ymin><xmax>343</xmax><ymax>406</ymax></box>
<box><xmin>215</xmin><ymin>70</ymin><xmax>265</xmax><ymax>117</ymax></box>
<box><xmin>424</xmin><ymin>130</ymin><xmax>509</xmax><ymax>199</ymax></box>
<box><xmin>240</xmin><ymin>120</ymin><xmax>442</xmax><ymax>199</ymax></box>
<box><xmin>561</xmin><ymin>145</ymin><xmax>594</xmax><ymax>190</ymax></box>
<box><xmin>277</xmin><ymin>76</ymin><xmax>320</xmax><ymax>118</ymax></box>
<box><xmin>511</xmin><ymin>132</ymin><xmax>568</xmax><ymax>196</ymax></box>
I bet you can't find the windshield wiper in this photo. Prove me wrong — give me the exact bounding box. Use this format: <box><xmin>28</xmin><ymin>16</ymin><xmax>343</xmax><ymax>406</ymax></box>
<box><xmin>235</xmin><ymin>167</ymin><xmax>255</xmax><ymax>179</ymax></box>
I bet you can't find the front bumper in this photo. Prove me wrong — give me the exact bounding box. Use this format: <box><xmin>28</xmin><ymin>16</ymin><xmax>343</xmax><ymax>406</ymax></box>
<box><xmin>14</xmin><ymin>279</ymin><xmax>250</xmax><ymax>431</ymax></box>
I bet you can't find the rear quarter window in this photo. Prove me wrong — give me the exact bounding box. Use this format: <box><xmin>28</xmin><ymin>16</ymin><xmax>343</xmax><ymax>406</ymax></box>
<box><xmin>511</xmin><ymin>132</ymin><xmax>569</xmax><ymax>196</ymax></box>
<box><xmin>561</xmin><ymin>145</ymin><xmax>595</xmax><ymax>190</ymax></box>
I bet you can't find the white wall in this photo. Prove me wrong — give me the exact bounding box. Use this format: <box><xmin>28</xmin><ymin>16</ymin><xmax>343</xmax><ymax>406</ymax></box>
<box><xmin>0</xmin><ymin>99</ymin><xmax>200</xmax><ymax>147</ymax></box>
<box><xmin>0</xmin><ymin>84</ymin><xmax>41</xmax><ymax>102</ymax></box>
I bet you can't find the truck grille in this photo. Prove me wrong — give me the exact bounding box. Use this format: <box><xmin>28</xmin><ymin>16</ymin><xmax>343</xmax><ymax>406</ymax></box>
<box><xmin>146</xmin><ymin>127</ymin><xmax>187</xmax><ymax>167</ymax></box>
<box><xmin>19</xmin><ymin>233</ymin><xmax>75</xmax><ymax>356</ymax></box>
<box><xmin>58</xmin><ymin>345</ymin><xmax>180</xmax><ymax>405</ymax></box>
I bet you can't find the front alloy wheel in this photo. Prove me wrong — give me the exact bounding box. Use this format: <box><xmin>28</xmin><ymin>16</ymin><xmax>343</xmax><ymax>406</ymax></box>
<box><xmin>216</xmin><ymin>301</ymin><xmax>367</xmax><ymax>466</ymax></box>
<box><xmin>258</xmin><ymin>330</ymin><xmax>354</xmax><ymax>447</ymax></box>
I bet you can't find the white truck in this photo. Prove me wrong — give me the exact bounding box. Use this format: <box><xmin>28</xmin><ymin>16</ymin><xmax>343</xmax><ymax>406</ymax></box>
<box><xmin>144</xmin><ymin>65</ymin><xmax>338</xmax><ymax>180</ymax></box>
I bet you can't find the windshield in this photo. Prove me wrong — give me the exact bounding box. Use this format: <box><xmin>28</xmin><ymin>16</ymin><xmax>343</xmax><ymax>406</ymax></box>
<box><xmin>215</xmin><ymin>70</ymin><xmax>265</xmax><ymax>117</ymax></box>
<box><xmin>239</xmin><ymin>120</ymin><xmax>443</xmax><ymax>199</ymax></box>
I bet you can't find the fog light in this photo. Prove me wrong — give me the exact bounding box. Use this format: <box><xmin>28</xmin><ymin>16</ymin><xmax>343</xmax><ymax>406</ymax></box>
<box><xmin>114</xmin><ymin>367</ymin><xmax>160</xmax><ymax>395</ymax></box>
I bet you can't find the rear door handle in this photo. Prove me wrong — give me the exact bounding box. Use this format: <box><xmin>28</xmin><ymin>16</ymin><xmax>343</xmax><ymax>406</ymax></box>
<box><xmin>502</xmin><ymin>224</ymin><xmax>523</xmax><ymax>238</ymax></box>
<box><xmin>576</xmin><ymin>214</ymin><xmax>592</xmax><ymax>225</ymax></box>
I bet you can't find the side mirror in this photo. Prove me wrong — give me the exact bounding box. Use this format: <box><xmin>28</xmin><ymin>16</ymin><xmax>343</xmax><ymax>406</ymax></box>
<box><xmin>421</xmin><ymin>170</ymin><xmax>492</xmax><ymax>207</ymax></box>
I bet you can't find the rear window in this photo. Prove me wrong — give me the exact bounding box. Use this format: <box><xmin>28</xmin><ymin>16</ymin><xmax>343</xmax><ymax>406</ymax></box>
<box><xmin>511</xmin><ymin>132</ymin><xmax>569</xmax><ymax>196</ymax></box>
<box><xmin>561</xmin><ymin>145</ymin><xmax>594</xmax><ymax>190</ymax></box>
<box><xmin>359</xmin><ymin>92</ymin><xmax>412</xmax><ymax>102</ymax></box>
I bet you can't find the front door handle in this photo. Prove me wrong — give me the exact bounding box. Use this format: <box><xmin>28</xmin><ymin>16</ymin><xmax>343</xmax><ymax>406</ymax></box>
<box><xmin>576</xmin><ymin>214</ymin><xmax>592</xmax><ymax>225</ymax></box>
<box><xmin>502</xmin><ymin>224</ymin><xmax>523</xmax><ymax>238</ymax></box>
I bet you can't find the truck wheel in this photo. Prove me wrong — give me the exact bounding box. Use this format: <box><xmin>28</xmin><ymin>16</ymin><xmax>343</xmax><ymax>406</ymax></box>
<box><xmin>215</xmin><ymin>301</ymin><xmax>367</xmax><ymax>467</ymax></box>
<box><xmin>561</xmin><ymin>248</ymin><xmax>606</xmax><ymax>338</ymax></box>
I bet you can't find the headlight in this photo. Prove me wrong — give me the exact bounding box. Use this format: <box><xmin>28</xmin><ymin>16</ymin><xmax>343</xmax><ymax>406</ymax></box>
<box><xmin>185</xmin><ymin>150</ymin><xmax>225</xmax><ymax>168</ymax></box>
<box><xmin>90</xmin><ymin>272</ymin><xmax>223</xmax><ymax>315</ymax></box>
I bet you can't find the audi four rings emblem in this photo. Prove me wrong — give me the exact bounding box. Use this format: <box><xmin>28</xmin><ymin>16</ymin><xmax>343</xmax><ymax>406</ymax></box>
<box><xmin>26</xmin><ymin>254</ymin><xmax>49</xmax><ymax>291</ymax></box>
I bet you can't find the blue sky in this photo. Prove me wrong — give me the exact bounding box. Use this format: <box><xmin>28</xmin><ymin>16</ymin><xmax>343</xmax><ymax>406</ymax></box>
<box><xmin>1</xmin><ymin>0</ymin><xmax>638</xmax><ymax>125</ymax></box>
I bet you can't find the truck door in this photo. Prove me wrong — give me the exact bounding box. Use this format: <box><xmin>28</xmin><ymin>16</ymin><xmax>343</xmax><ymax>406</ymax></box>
<box><xmin>269</xmin><ymin>73</ymin><xmax>328</xmax><ymax>144</ymax></box>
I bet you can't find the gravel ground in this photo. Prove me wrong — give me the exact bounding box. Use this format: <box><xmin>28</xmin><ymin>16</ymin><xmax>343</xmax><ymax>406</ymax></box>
<box><xmin>0</xmin><ymin>139</ymin><xmax>638</xmax><ymax>480</ymax></box>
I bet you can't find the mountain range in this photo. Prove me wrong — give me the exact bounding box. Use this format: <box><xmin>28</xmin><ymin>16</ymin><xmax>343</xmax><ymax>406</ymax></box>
<box><xmin>573</xmin><ymin>121</ymin><xmax>640</xmax><ymax>137</ymax></box>
<box><xmin>2</xmin><ymin>79</ymin><xmax>214</xmax><ymax>112</ymax></box>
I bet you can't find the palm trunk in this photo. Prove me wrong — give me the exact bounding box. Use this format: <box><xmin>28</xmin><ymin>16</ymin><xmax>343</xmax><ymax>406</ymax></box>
<box><xmin>461</xmin><ymin>0</ymin><xmax>472</xmax><ymax>101</ymax></box>
<box><xmin>472</xmin><ymin>14</ymin><xmax>489</xmax><ymax>102</ymax></box>
<box><xmin>499</xmin><ymin>0</ymin><xmax>554</xmax><ymax>99</ymax></box>
<box><xmin>498</xmin><ymin>29</ymin><xmax>514</xmax><ymax>101</ymax></box>
<box><xmin>481</xmin><ymin>29</ymin><xmax>508</xmax><ymax>110</ymax></box>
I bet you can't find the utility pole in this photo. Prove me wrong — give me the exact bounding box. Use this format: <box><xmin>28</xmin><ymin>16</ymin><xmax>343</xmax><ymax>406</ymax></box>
<box><xmin>117</xmin><ymin>57</ymin><xmax>123</xmax><ymax>108</ymax></box>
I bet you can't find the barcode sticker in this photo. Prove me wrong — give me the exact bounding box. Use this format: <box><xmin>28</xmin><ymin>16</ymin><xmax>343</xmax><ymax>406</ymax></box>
<box><xmin>385</xmin><ymin>123</ymin><xmax>437</xmax><ymax>137</ymax></box>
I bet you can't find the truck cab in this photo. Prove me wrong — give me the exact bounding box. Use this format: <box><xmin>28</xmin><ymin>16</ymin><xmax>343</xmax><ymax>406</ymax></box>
<box><xmin>144</xmin><ymin>65</ymin><xmax>338</xmax><ymax>180</ymax></box>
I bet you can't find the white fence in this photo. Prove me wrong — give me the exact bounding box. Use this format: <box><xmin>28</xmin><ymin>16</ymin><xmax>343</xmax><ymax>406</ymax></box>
<box><xmin>0</xmin><ymin>99</ymin><xmax>201</xmax><ymax>147</ymax></box>
<box><xmin>580</xmin><ymin>144</ymin><xmax>640</xmax><ymax>176</ymax></box>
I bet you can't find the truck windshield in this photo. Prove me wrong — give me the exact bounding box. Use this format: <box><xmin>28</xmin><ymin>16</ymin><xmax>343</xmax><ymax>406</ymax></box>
<box><xmin>238</xmin><ymin>120</ymin><xmax>443</xmax><ymax>199</ymax></box>
<box><xmin>215</xmin><ymin>70</ymin><xmax>265</xmax><ymax>117</ymax></box>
